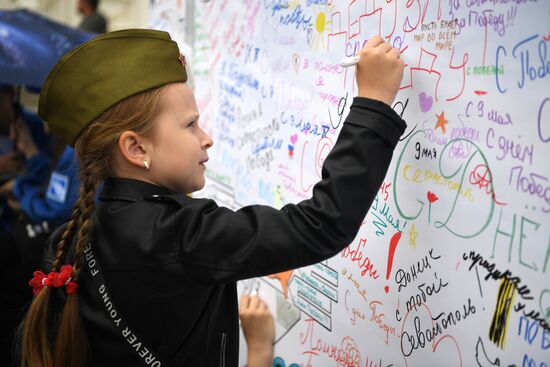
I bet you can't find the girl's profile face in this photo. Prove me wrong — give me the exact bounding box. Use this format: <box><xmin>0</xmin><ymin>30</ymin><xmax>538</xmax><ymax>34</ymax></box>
<box><xmin>147</xmin><ymin>83</ymin><xmax>213</xmax><ymax>193</ymax></box>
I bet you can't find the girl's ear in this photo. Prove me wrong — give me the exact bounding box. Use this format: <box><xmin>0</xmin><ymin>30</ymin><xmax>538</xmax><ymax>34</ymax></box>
<box><xmin>117</xmin><ymin>131</ymin><xmax>151</xmax><ymax>169</ymax></box>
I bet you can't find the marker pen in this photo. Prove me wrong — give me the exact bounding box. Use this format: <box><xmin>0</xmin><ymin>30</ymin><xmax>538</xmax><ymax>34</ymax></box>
<box><xmin>340</xmin><ymin>56</ymin><xmax>360</xmax><ymax>67</ymax></box>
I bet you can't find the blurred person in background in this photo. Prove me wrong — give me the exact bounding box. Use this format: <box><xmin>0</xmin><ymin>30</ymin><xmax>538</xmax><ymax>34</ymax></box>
<box><xmin>0</xmin><ymin>88</ymin><xmax>79</xmax><ymax>366</ymax></box>
<box><xmin>0</xmin><ymin>88</ymin><xmax>23</xmax><ymax>179</ymax></box>
<box><xmin>0</xmin><ymin>121</ymin><xmax>78</xmax><ymax>235</ymax></box>
<box><xmin>0</xmin><ymin>84</ymin><xmax>50</xmax><ymax>232</ymax></box>
<box><xmin>0</xmin><ymin>85</ymin><xmax>49</xmax><ymax>173</ymax></box>
<box><xmin>77</xmin><ymin>0</ymin><xmax>107</xmax><ymax>33</ymax></box>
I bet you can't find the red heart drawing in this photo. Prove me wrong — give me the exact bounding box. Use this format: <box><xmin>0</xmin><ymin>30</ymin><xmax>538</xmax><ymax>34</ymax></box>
<box><xmin>427</xmin><ymin>191</ymin><xmax>439</xmax><ymax>203</ymax></box>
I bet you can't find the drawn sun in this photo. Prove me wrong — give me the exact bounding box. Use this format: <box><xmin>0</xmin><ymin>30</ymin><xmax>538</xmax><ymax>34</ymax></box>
<box><xmin>308</xmin><ymin>3</ymin><xmax>334</xmax><ymax>50</ymax></box>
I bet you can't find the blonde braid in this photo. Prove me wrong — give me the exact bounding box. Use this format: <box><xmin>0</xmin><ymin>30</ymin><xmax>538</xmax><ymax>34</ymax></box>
<box><xmin>72</xmin><ymin>170</ymin><xmax>98</xmax><ymax>280</ymax></box>
<box><xmin>50</xmin><ymin>206</ymin><xmax>79</xmax><ymax>271</ymax></box>
<box><xmin>52</xmin><ymin>165</ymin><xmax>98</xmax><ymax>367</ymax></box>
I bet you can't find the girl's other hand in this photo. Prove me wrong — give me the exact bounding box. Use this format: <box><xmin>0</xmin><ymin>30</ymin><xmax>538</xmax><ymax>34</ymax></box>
<box><xmin>239</xmin><ymin>294</ymin><xmax>275</xmax><ymax>367</ymax></box>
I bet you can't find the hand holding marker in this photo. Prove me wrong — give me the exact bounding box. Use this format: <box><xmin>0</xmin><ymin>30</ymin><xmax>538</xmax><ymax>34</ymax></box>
<box><xmin>342</xmin><ymin>36</ymin><xmax>404</xmax><ymax>106</ymax></box>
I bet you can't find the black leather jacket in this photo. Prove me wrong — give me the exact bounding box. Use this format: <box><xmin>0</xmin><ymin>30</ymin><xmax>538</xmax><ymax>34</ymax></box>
<box><xmin>42</xmin><ymin>97</ymin><xmax>406</xmax><ymax>366</ymax></box>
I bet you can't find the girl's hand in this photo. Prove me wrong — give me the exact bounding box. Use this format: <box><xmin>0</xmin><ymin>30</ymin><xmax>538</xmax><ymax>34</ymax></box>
<box><xmin>355</xmin><ymin>35</ymin><xmax>405</xmax><ymax>106</ymax></box>
<box><xmin>239</xmin><ymin>295</ymin><xmax>274</xmax><ymax>367</ymax></box>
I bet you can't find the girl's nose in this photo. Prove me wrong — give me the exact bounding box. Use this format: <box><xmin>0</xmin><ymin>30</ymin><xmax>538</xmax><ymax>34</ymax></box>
<box><xmin>201</xmin><ymin>128</ymin><xmax>213</xmax><ymax>149</ymax></box>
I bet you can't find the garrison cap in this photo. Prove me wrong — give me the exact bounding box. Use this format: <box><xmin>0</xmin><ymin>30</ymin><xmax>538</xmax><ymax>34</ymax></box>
<box><xmin>38</xmin><ymin>29</ymin><xmax>188</xmax><ymax>145</ymax></box>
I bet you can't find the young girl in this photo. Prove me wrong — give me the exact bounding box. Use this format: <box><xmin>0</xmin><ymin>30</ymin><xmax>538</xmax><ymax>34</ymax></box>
<box><xmin>20</xmin><ymin>29</ymin><xmax>405</xmax><ymax>366</ymax></box>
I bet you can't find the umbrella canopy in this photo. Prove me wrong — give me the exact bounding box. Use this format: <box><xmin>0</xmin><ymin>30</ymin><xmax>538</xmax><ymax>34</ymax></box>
<box><xmin>0</xmin><ymin>9</ymin><xmax>95</xmax><ymax>89</ymax></box>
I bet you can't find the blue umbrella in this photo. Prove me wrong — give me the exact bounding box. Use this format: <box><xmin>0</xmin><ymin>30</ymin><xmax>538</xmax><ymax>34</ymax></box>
<box><xmin>0</xmin><ymin>9</ymin><xmax>95</xmax><ymax>89</ymax></box>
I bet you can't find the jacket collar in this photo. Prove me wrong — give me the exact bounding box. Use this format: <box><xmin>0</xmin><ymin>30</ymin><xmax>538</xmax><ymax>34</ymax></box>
<box><xmin>99</xmin><ymin>178</ymin><xmax>175</xmax><ymax>202</ymax></box>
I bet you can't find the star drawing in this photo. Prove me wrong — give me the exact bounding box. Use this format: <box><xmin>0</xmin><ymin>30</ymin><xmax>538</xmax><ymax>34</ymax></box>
<box><xmin>409</xmin><ymin>224</ymin><xmax>418</xmax><ymax>249</ymax></box>
<box><xmin>435</xmin><ymin>111</ymin><xmax>448</xmax><ymax>134</ymax></box>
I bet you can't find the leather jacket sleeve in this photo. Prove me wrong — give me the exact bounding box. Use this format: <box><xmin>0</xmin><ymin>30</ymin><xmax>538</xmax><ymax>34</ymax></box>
<box><xmin>173</xmin><ymin>97</ymin><xmax>406</xmax><ymax>285</ymax></box>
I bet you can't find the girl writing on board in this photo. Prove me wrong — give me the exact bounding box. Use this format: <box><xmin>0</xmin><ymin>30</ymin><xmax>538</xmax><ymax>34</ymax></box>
<box><xmin>19</xmin><ymin>29</ymin><xmax>405</xmax><ymax>366</ymax></box>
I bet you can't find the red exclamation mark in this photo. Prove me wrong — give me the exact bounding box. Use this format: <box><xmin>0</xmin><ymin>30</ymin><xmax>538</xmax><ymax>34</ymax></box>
<box><xmin>384</xmin><ymin>232</ymin><xmax>402</xmax><ymax>293</ymax></box>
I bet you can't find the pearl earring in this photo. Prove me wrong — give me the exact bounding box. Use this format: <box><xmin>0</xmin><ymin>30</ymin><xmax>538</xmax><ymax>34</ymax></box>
<box><xmin>143</xmin><ymin>161</ymin><xmax>150</xmax><ymax>171</ymax></box>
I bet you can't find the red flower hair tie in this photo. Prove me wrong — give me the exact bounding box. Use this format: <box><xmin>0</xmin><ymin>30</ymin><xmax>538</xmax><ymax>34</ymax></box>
<box><xmin>29</xmin><ymin>265</ymin><xmax>78</xmax><ymax>296</ymax></box>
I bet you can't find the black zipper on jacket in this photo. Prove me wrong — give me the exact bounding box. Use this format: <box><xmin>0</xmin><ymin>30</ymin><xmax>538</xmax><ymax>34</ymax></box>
<box><xmin>219</xmin><ymin>332</ymin><xmax>227</xmax><ymax>367</ymax></box>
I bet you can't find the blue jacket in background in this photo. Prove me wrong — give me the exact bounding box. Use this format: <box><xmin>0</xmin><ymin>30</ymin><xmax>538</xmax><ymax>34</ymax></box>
<box><xmin>18</xmin><ymin>106</ymin><xmax>50</xmax><ymax>154</ymax></box>
<box><xmin>12</xmin><ymin>146</ymin><xmax>79</xmax><ymax>226</ymax></box>
<box><xmin>0</xmin><ymin>107</ymin><xmax>52</xmax><ymax>231</ymax></box>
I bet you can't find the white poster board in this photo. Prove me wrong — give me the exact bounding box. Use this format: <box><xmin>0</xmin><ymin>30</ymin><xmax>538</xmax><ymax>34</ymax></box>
<box><xmin>151</xmin><ymin>1</ymin><xmax>550</xmax><ymax>365</ymax></box>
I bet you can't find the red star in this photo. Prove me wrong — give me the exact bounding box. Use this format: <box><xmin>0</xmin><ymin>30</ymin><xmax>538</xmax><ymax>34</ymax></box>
<box><xmin>178</xmin><ymin>53</ymin><xmax>186</xmax><ymax>67</ymax></box>
<box><xmin>435</xmin><ymin>111</ymin><xmax>448</xmax><ymax>134</ymax></box>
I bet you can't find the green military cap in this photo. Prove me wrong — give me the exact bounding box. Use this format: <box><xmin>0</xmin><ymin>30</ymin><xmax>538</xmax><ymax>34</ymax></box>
<box><xmin>38</xmin><ymin>29</ymin><xmax>188</xmax><ymax>145</ymax></box>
